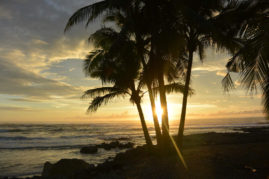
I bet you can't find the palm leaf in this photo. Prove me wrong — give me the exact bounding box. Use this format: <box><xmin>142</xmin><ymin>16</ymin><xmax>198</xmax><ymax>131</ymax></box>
<box><xmin>152</xmin><ymin>82</ymin><xmax>194</xmax><ymax>96</ymax></box>
<box><xmin>65</xmin><ymin>1</ymin><xmax>108</xmax><ymax>32</ymax></box>
<box><xmin>82</xmin><ymin>87</ymin><xmax>126</xmax><ymax>99</ymax></box>
<box><xmin>87</xmin><ymin>91</ymin><xmax>127</xmax><ymax>112</ymax></box>
<box><xmin>222</xmin><ymin>72</ymin><xmax>235</xmax><ymax>92</ymax></box>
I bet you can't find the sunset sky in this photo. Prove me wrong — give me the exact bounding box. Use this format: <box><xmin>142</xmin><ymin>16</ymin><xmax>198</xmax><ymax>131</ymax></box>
<box><xmin>0</xmin><ymin>0</ymin><xmax>265</xmax><ymax>124</ymax></box>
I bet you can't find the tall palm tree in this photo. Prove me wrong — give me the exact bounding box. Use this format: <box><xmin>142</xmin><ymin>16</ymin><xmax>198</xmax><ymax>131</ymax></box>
<box><xmin>65</xmin><ymin>0</ymin><xmax>187</xmax><ymax>146</ymax></box>
<box><xmin>65</xmin><ymin>0</ymin><xmax>165</xmax><ymax>145</ymax></box>
<box><xmin>84</xmin><ymin>26</ymin><xmax>188</xmax><ymax>146</ymax></box>
<box><xmin>102</xmin><ymin>8</ymin><xmax>163</xmax><ymax>145</ymax></box>
<box><xmin>174</xmin><ymin>0</ymin><xmax>228</xmax><ymax>146</ymax></box>
<box><xmin>83</xmin><ymin>27</ymin><xmax>153</xmax><ymax>145</ymax></box>
<box><xmin>65</xmin><ymin>0</ymin><xmax>193</xmax><ymax>147</ymax></box>
<box><xmin>142</xmin><ymin>0</ymin><xmax>186</xmax><ymax>145</ymax></box>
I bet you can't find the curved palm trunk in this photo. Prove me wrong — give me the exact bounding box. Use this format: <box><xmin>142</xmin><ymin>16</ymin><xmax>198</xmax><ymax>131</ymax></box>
<box><xmin>177</xmin><ymin>50</ymin><xmax>194</xmax><ymax>147</ymax></box>
<box><xmin>140</xmin><ymin>56</ymin><xmax>162</xmax><ymax>146</ymax></box>
<box><xmin>146</xmin><ymin>82</ymin><xmax>162</xmax><ymax>145</ymax></box>
<box><xmin>130</xmin><ymin>82</ymin><xmax>152</xmax><ymax>146</ymax></box>
<box><xmin>157</xmin><ymin>70</ymin><xmax>170</xmax><ymax>146</ymax></box>
<box><xmin>149</xmin><ymin>42</ymin><xmax>170</xmax><ymax>147</ymax></box>
<box><xmin>135</xmin><ymin>101</ymin><xmax>153</xmax><ymax>146</ymax></box>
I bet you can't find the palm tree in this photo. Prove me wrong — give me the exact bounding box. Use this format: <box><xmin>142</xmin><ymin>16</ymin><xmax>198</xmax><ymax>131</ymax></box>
<box><xmin>173</xmin><ymin>0</ymin><xmax>229</xmax><ymax>146</ymax></box>
<box><xmin>83</xmin><ymin>27</ymin><xmax>153</xmax><ymax>145</ymax></box>
<box><xmin>65</xmin><ymin>0</ymin><xmax>185</xmax><ymax>146</ymax></box>
<box><xmin>142</xmin><ymin>0</ymin><xmax>186</xmax><ymax>145</ymax></box>
<box><xmin>102</xmin><ymin>8</ymin><xmax>164</xmax><ymax>145</ymax></box>
<box><xmin>65</xmin><ymin>0</ymin><xmax>193</xmax><ymax>147</ymax></box>
<box><xmin>84</xmin><ymin>26</ymin><xmax>188</xmax><ymax>146</ymax></box>
<box><xmin>83</xmin><ymin>84</ymin><xmax>153</xmax><ymax>146</ymax></box>
<box><xmin>220</xmin><ymin>0</ymin><xmax>269</xmax><ymax>114</ymax></box>
<box><xmin>65</xmin><ymin>0</ymin><xmax>165</xmax><ymax>145</ymax></box>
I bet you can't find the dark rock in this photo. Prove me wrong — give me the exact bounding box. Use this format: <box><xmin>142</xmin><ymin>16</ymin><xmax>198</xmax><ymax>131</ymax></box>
<box><xmin>97</xmin><ymin>141</ymin><xmax>134</xmax><ymax>150</ymax></box>
<box><xmin>118</xmin><ymin>142</ymin><xmax>134</xmax><ymax>149</ymax></box>
<box><xmin>42</xmin><ymin>159</ymin><xmax>94</xmax><ymax>178</ymax></box>
<box><xmin>80</xmin><ymin>146</ymin><xmax>98</xmax><ymax>154</ymax></box>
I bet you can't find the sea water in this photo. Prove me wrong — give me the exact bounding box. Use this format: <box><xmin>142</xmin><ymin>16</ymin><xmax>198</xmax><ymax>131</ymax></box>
<box><xmin>0</xmin><ymin>117</ymin><xmax>268</xmax><ymax>177</ymax></box>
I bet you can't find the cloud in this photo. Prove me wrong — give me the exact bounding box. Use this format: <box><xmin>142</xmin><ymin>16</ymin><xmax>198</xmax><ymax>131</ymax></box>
<box><xmin>0</xmin><ymin>6</ymin><xmax>12</xmax><ymax>19</ymax></box>
<box><xmin>0</xmin><ymin>59</ymin><xmax>82</xmax><ymax>101</ymax></box>
<box><xmin>0</xmin><ymin>106</ymin><xmax>33</xmax><ymax>111</ymax></box>
<box><xmin>189</xmin><ymin>109</ymin><xmax>265</xmax><ymax>119</ymax></box>
<box><xmin>0</xmin><ymin>0</ymin><xmax>98</xmax><ymax>73</ymax></box>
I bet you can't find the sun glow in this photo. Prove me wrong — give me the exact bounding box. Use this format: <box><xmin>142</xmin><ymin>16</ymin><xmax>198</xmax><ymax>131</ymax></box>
<box><xmin>143</xmin><ymin>98</ymin><xmax>165</xmax><ymax>124</ymax></box>
<box><xmin>155</xmin><ymin>101</ymin><xmax>163</xmax><ymax>123</ymax></box>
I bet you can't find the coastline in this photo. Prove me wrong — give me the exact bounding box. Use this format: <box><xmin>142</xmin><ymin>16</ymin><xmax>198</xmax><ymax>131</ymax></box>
<box><xmin>4</xmin><ymin>126</ymin><xmax>268</xmax><ymax>179</ymax></box>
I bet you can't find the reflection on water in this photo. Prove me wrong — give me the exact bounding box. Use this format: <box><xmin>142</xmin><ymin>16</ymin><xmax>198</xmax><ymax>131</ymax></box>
<box><xmin>0</xmin><ymin>117</ymin><xmax>268</xmax><ymax>177</ymax></box>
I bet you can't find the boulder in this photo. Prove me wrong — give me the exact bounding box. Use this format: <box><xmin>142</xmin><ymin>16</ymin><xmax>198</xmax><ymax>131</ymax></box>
<box><xmin>80</xmin><ymin>146</ymin><xmax>98</xmax><ymax>154</ymax></box>
<box><xmin>42</xmin><ymin>159</ymin><xmax>94</xmax><ymax>178</ymax></box>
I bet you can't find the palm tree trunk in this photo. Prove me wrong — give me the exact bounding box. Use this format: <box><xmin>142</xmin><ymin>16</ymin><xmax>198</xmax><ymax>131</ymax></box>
<box><xmin>146</xmin><ymin>82</ymin><xmax>162</xmax><ymax>145</ymax></box>
<box><xmin>157</xmin><ymin>70</ymin><xmax>170</xmax><ymax>146</ymax></box>
<box><xmin>135</xmin><ymin>101</ymin><xmax>153</xmax><ymax>146</ymax></box>
<box><xmin>140</xmin><ymin>56</ymin><xmax>162</xmax><ymax>146</ymax></box>
<box><xmin>178</xmin><ymin>49</ymin><xmax>194</xmax><ymax>147</ymax></box>
<box><xmin>130</xmin><ymin>81</ymin><xmax>152</xmax><ymax>146</ymax></box>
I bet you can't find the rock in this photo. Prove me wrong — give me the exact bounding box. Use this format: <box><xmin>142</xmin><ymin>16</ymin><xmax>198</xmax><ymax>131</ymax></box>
<box><xmin>97</xmin><ymin>141</ymin><xmax>134</xmax><ymax>150</ymax></box>
<box><xmin>42</xmin><ymin>159</ymin><xmax>94</xmax><ymax>178</ymax></box>
<box><xmin>79</xmin><ymin>141</ymin><xmax>134</xmax><ymax>155</ymax></box>
<box><xmin>118</xmin><ymin>142</ymin><xmax>134</xmax><ymax>149</ymax></box>
<box><xmin>80</xmin><ymin>146</ymin><xmax>98</xmax><ymax>154</ymax></box>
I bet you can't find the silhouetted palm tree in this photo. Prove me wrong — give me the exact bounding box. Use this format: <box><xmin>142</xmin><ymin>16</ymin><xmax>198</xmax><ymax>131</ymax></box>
<box><xmin>173</xmin><ymin>0</ymin><xmax>229</xmax><ymax>146</ymax></box>
<box><xmin>65</xmin><ymin>0</ymin><xmax>164</xmax><ymax>144</ymax></box>
<box><xmin>65</xmin><ymin>0</ymin><xmax>189</xmax><ymax>146</ymax></box>
<box><xmin>83</xmin><ymin>27</ymin><xmax>153</xmax><ymax>145</ymax></box>
<box><xmin>83</xmin><ymin>26</ymin><xmax>188</xmax><ymax>146</ymax></box>
<box><xmin>102</xmin><ymin>8</ymin><xmax>164</xmax><ymax>145</ymax></box>
<box><xmin>221</xmin><ymin>0</ymin><xmax>269</xmax><ymax>114</ymax></box>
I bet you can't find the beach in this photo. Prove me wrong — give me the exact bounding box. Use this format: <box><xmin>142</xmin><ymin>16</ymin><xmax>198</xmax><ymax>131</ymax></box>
<box><xmin>49</xmin><ymin>127</ymin><xmax>269</xmax><ymax>178</ymax></box>
<box><xmin>0</xmin><ymin>120</ymin><xmax>269</xmax><ymax>178</ymax></box>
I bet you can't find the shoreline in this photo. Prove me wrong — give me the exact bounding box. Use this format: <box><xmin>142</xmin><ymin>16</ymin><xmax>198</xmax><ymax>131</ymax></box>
<box><xmin>4</xmin><ymin>126</ymin><xmax>267</xmax><ymax>179</ymax></box>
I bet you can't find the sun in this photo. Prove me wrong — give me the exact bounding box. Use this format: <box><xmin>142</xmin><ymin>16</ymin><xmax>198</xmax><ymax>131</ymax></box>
<box><xmin>143</xmin><ymin>98</ymin><xmax>163</xmax><ymax>124</ymax></box>
<box><xmin>155</xmin><ymin>102</ymin><xmax>163</xmax><ymax>123</ymax></box>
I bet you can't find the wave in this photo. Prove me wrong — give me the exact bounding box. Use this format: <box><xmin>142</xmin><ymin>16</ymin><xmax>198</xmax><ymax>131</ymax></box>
<box><xmin>0</xmin><ymin>136</ymin><xmax>47</xmax><ymax>141</ymax></box>
<box><xmin>0</xmin><ymin>144</ymin><xmax>86</xmax><ymax>150</ymax></box>
<box><xmin>59</xmin><ymin>134</ymin><xmax>100</xmax><ymax>139</ymax></box>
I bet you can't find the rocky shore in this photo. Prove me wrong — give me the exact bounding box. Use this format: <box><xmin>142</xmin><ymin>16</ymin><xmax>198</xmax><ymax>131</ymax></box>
<box><xmin>2</xmin><ymin>127</ymin><xmax>269</xmax><ymax>179</ymax></box>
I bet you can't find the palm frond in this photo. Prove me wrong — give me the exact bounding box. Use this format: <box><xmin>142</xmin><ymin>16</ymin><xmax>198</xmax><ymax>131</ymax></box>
<box><xmin>222</xmin><ymin>72</ymin><xmax>235</xmax><ymax>92</ymax></box>
<box><xmin>65</xmin><ymin>1</ymin><xmax>108</xmax><ymax>32</ymax></box>
<box><xmin>89</xmin><ymin>27</ymin><xmax>118</xmax><ymax>49</ymax></box>
<box><xmin>87</xmin><ymin>91</ymin><xmax>127</xmax><ymax>112</ymax></box>
<box><xmin>83</xmin><ymin>50</ymin><xmax>105</xmax><ymax>76</ymax></box>
<box><xmin>152</xmin><ymin>82</ymin><xmax>194</xmax><ymax>96</ymax></box>
<box><xmin>262</xmin><ymin>77</ymin><xmax>269</xmax><ymax>114</ymax></box>
<box><xmin>82</xmin><ymin>87</ymin><xmax>125</xmax><ymax>99</ymax></box>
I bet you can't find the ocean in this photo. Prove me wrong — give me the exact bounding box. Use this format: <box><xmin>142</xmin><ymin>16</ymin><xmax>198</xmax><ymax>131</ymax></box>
<box><xmin>0</xmin><ymin>117</ymin><xmax>268</xmax><ymax>177</ymax></box>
